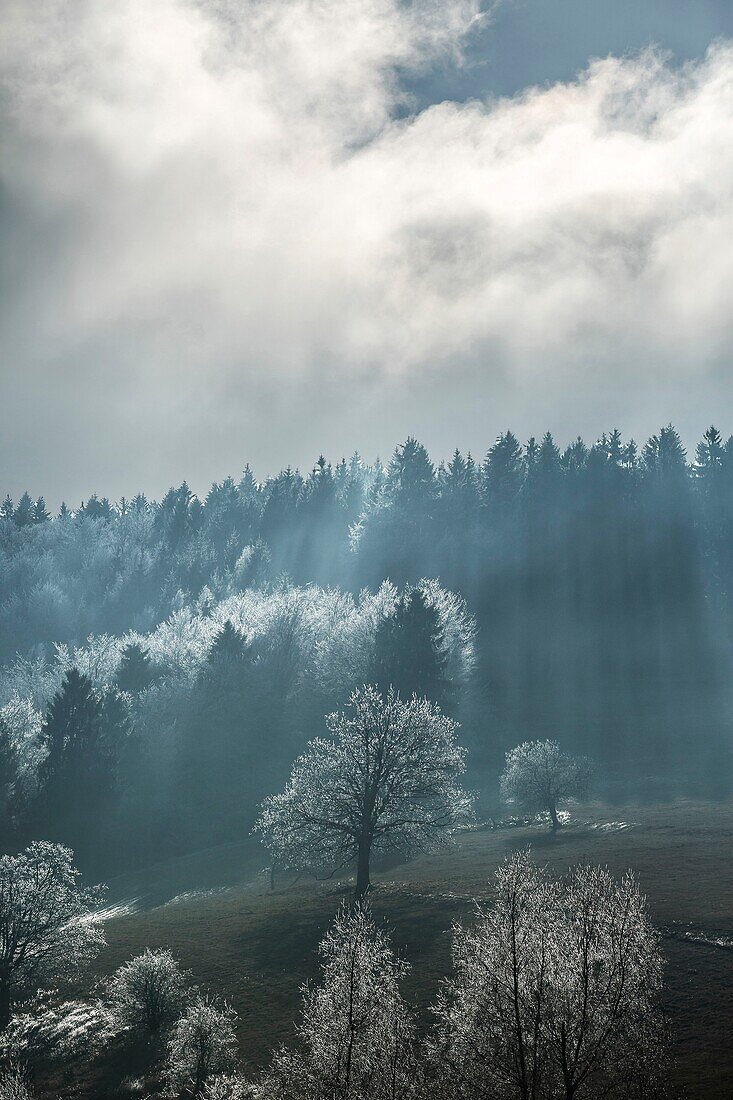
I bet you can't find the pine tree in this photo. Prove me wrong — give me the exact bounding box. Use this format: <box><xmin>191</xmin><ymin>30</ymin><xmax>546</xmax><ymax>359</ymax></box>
<box><xmin>440</xmin><ymin>449</ymin><xmax>480</xmax><ymax>528</ymax></box>
<box><xmin>31</xmin><ymin>497</ymin><xmax>50</xmax><ymax>523</ymax></box>
<box><xmin>370</xmin><ymin>589</ymin><xmax>451</xmax><ymax>708</ymax></box>
<box><xmin>694</xmin><ymin>425</ymin><xmax>724</xmax><ymax>484</ymax></box>
<box><xmin>0</xmin><ymin>716</ymin><xmax>20</xmax><ymax>840</ymax></box>
<box><xmin>483</xmin><ymin>432</ymin><xmax>524</xmax><ymax>510</ymax></box>
<box><xmin>642</xmin><ymin>424</ymin><xmax>687</xmax><ymax>478</ymax></box>
<box><xmin>36</xmin><ymin>669</ymin><xmax>115</xmax><ymax>852</ymax></box>
<box><xmin>561</xmin><ymin>436</ymin><xmax>588</xmax><ymax>475</ymax></box>
<box><xmin>13</xmin><ymin>493</ymin><xmax>33</xmax><ymax>528</ymax></box>
<box><xmin>386</xmin><ymin>437</ymin><xmax>435</xmax><ymax>519</ymax></box>
<box><xmin>0</xmin><ymin>496</ymin><xmax>13</xmax><ymax>522</ymax></box>
<box><xmin>116</xmin><ymin>643</ymin><xmax>158</xmax><ymax>694</ymax></box>
<box><xmin>207</xmin><ymin>620</ymin><xmax>248</xmax><ymax>664</ymax></box>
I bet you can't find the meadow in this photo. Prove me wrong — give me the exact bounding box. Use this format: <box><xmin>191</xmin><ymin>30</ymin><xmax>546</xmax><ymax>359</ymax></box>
<box><xmin>35</xmin><ymin>798</ymin><xmax>731</xmax><ymax>1099</ymax></box>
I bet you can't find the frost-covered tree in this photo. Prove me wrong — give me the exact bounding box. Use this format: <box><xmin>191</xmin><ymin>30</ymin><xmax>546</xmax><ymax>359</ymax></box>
<box><xmin>265</xmin><ymin>904</ymin><xmax>415</xmax><ymax>1100</ymax></box>
<box><xmin>167</xmin><ymin>997</ymin><xmax>238</xmax><ymax>1096</ymax></box>
<box><xmin>257</xmin><ymin>686</ymin><xmax>471</xmax><ymax>898</ymax></box>
<box><xmin>107</xmin><ymin>948</ymin><xmax>190</xmax><ymax>1038</ymax></box>
<box><xmin>0</xmin><ymin>842</ymin><xmax>105</xmax><ymax>1029</ymax></box>
<box><xmin>432</xmin><ymin>850</ymin><xmax>669</xmax><ymax>1100</ymax></box>
<box><xmin>500</xmin><ymin>740</ymin><xmax>591</xmax><ymax>830</ymax></box>
<box><xmin>203</xmin><ymin>1075</ymin><xmax>252</xmax><ymax>1100</ymax></box>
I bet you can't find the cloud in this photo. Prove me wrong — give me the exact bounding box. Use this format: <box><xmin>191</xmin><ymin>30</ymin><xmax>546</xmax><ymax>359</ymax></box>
<box><xmin>1</xmin><ymin>0</ymin><xmax>732</xmax><ymax>499</ymax></box>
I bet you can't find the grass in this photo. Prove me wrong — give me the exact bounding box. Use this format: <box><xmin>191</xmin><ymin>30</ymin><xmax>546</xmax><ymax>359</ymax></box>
<box><xmin>35</xmin><ymin>800</ymin><xmax>733</xmax><ymax>1097</ymax></box>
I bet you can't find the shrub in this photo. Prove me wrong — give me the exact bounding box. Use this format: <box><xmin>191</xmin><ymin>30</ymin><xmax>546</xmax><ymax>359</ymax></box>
<box><xmin>107</xmin><ymin>948</ymin><xmax>190</xmax><ymax>1038</ymax></box>
<box><xmin>167</xmin><ymin>997</ymin><xmax>238</xmax><ymax>1096</ymax></box>
<box><xmin>0</xmin><ymin>1068</ymin><xmax>33</xmax><ymax>1100</ymax></box>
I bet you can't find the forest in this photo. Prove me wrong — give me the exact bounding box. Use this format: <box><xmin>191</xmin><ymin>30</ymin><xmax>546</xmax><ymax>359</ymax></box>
<box><xmin>1</xmin><ymin>425</ymin><xmax>732</xmax><ymax>875</ymax></box>
<box><xmin>1</xmin><ymin>425</ymin><xmax>733</xmax><ymax>1097</ymax></box>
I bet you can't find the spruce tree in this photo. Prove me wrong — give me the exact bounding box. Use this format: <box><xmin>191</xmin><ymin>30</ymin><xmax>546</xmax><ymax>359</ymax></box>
<box><xmin>482</xmin><ymin>432</ymin><xmax>524</xmax><ymax>511</ymax></box>
<box><xmin>116</xmin><ymin>643</ymin><xmax>158</xmax><ymax>694</ymax></box>
<box><xmin>36</xmin><ymin>669</ymin><xmax>116</xmax><ymax>854</ymax></box>
<box><xmin>386</xmin><ymin>437</ymin><xmax>435</xmax><ymax>519</ymax></box>
<box><xmin>207</xmin><ymin>620</ymin><xmax>247</xmax><ymax>664</ymax></box>
<box><xmin>0</xmin><ymin>717</ymin><xmax>20</xmax><ymax>841</ymax></box>
<box><xmin>31</xmin><ymin>497</ymin><xmax>50</xmax><ymax>523</ymax></box>
<box><xmin>370</xmin><ymin>589</ymin><xmax>451</xmax><ymax>709</ymax></box>
<box><xmin>13</xmin><ymin>492</ymin><xmax>33</xmax><ymax>528</ymax></box>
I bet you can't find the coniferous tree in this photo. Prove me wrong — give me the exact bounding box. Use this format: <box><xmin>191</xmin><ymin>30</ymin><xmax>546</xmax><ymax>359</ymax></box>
<box><xmin>36</xmin><ymin>669</ymin><xmax>118</xmax><ymax>855</ymax></box>
<box><xmin>482</xmin><ymin>431</ymin><xmax>524</xmax><ymax>513</ymax></box>
<box><xmin>0</xmin><ymin>718</ymin><xmax>20</xmax><ymax>844</ymax></box>
<box><xmin>13</xmin><ymin>493</ymin><xmax>33</xmax><ymax>528</ymax></box>
<box><xmin>387</xmin><ymin>437</ymin><xmax>436</xmax><ymax>521</ymax></box>
<box><xmin>207</xmin><ymin>620</ymin><xmax>248</xmax><ymax>664</ymax></box>
<box><xmin>116</xmin><ymin>643</ymin><xmax>158</xmax><ymax>694</ymax></box>
<box><xmin>370</xmin><ymin>589</ymin><xmax>451</xmax><ymax>710</ymax></box>
<box><xmin>31</xmin><ymin>497</ymin><xmax>50</xmax><ymax>524</ymax></box>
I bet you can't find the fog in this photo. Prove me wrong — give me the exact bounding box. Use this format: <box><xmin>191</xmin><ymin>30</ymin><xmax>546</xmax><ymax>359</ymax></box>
<box><xmin>2</xmin><ymin>0</ymin><xmax>733</xmax><ymax>504</ymax></box>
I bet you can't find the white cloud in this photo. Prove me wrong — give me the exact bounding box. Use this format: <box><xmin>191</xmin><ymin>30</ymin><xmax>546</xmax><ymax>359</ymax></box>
<box><xmin>1</xmin><ymin>0</ymin><xmax>732</xmax><ymax>497</ymax></box>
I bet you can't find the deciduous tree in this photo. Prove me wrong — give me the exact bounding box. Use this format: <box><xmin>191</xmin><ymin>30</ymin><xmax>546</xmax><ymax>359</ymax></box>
<box><xmin>265</xmin><ymin>904</ymin><xmax>415</xmax><ymax>1100</ymax></box>
<box><xmin>500</xmin><ymin>740</ymin><xmax>591</xmax><ymax>830</ymax></box>
<box><xmin>0</xmin><ymin>842</ymin><xmax>105</xmax><ymax>1030</ymax></box>
<box><xmin>167</xmin><ymin>997</ymin><xmax>238</xmax><ymax>1097</ymax></box>
<box><xmin>107</xmin><ymin>948</ymin><xmax>190</xmax><ymax>1039</ymax></box>
<box><xmin>432</xmin><ymin>851</ymin><xmax>669</xmax><ymax>1100</ymax></box>
<box><xmin>257</xmin><ymin>687</ymin><xmax>471</xmax><ymax>899</ymax></box>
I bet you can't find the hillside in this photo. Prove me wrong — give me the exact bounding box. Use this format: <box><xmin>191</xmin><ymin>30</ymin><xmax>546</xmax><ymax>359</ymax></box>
<box><xmin>29</xmin><ymin>799</ymin><xmax>733</xmax><ymax>1098</ymax></box>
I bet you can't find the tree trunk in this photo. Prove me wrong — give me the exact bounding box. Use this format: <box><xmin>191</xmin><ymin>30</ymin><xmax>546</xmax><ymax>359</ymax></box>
<box><xmin>549</xmin><ymin>803</ymin><xmax>559</xmax><ymax>832</ymax></box>
<box><xmin>0</xmin><ymin>978</ymin><xmax>11</xmax><ymax>1032</ymax></box>
<box><xmin>355</xmin><ymin>833</ymin><xmax>371</xmax><ymax>900</ymax></box>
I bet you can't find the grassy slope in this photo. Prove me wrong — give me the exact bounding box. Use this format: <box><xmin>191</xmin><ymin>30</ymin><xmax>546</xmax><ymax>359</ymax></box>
<box><xmin>57</xmin><ymin>801</ymin><xmax>733</xmax><ymax>1098</ymax></box>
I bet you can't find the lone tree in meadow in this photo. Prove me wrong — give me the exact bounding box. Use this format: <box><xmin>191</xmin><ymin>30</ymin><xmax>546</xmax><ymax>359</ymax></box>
<box><xmin>256</xmin><ymin>686</ymin><xmax>472</xmax><ymax>899</ymax></box>
<box><xmin>0</xmin><ymin>842</ymin><xmax>105</xmax><ymax>1030</ymax></box>
<box><xmin>500</xmin><ymin>739</ymin><xmax>591</xmax><ymax>830</ymax></box>
<box><xmin>432</xmin><ymin>850</ymin><xmax>669</xmax><ymax>1100</ymax></box>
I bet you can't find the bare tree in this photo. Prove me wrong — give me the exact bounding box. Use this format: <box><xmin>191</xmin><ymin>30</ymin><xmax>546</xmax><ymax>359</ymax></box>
<box><xmin>167</xmin><ymin>997</ymin><xmax>238</xmax><ymax>1096</ymax></box>
<box><xmin>500</xmin><ymin>740</ymin><xmax>591</xmax><ymax>830</ymax></box>
<box><xmin>256</xmin><ymin>686</ymin><xmax>472</xmax><ymax>898</ymax></box>
<box><xmin>431</xmin><ymin>850</ymin><xmax>669</xmax><ymax>1100</ymax></box>
<box><xmin>107</xmin><ymin>948</ymin><xmax>190</xmax><ymax>1039</ymax></box>
<box><xmin>0</xmin><ymin>842</ymin><xmax>105</xmax><ymax>1030</ymax></box>
<box><xmin>265</xmin><ymin>903</ymin><xmax>415</xmax><ymax>1100</ymax></box>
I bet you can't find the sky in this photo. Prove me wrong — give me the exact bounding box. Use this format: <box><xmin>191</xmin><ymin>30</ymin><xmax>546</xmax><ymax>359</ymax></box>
<box><xmin>1</xmin><ymin>0</ymin><xmax>732</xmax><ymax>506</ymax></box>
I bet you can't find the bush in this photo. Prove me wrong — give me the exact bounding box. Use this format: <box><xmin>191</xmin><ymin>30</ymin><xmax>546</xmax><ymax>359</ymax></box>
<box><xmin>204</xmin><ymin>1075</ymin><xmax>253</xmax><ymax>1100</ymax></box>
<box><xmin>0</xmin><ymin>1068</ymin><xmax>33</xmax><ymax>1100</ymax></box>
<box><xmin>107</xmin><ymin>948</ymin><xmax>190</xmax><ymax>1038</ymax></box>
<box><xmin>167</xmin><ymin>997</ymin><xmax>238</xmax><ymax>1096</ymax></box>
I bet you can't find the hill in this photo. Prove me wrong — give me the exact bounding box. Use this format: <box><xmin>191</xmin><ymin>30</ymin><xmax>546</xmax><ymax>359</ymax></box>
<box><xmin>29</xmin><ymin>800</ymin><xmax>733</xmax><ymax>1098</ymax></box>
